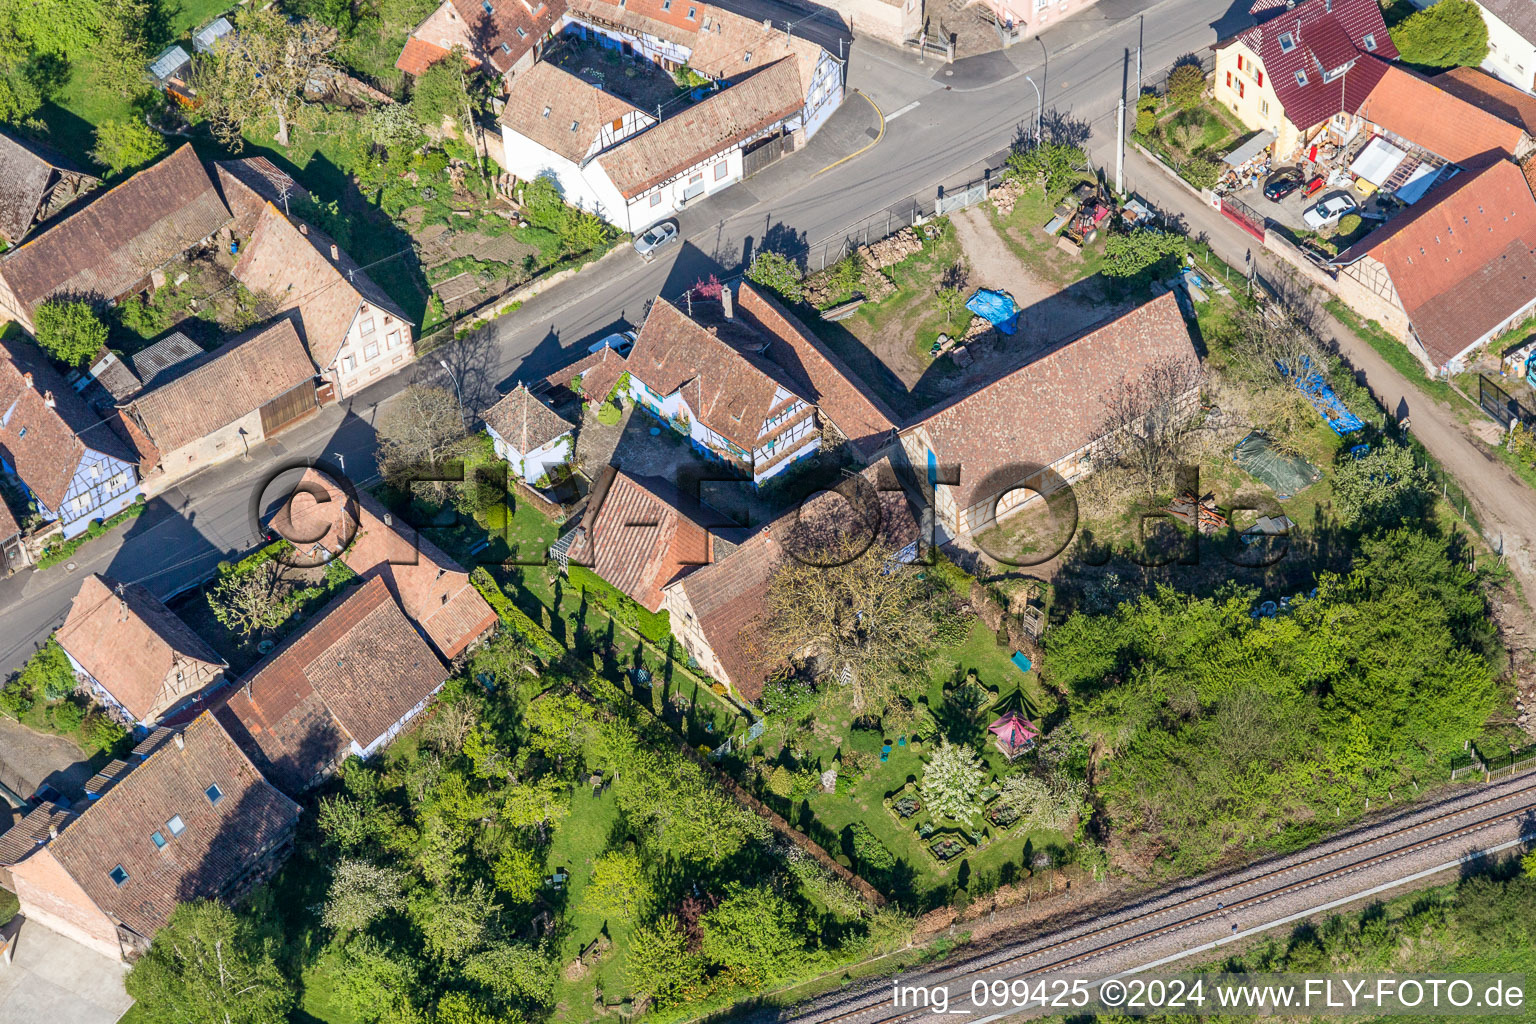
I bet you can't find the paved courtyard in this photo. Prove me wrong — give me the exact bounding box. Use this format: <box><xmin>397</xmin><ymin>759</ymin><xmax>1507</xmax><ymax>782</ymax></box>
<box><xmin>0</xmin><ymin>919</ymin><xmax>132</xmax><ymax>1024</ymax></box>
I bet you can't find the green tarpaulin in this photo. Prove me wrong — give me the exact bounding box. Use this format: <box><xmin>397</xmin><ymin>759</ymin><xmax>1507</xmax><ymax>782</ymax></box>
<box><xmin>1233</xmin><ymin>432</ymin><xmax>1320</xmax><ymax>499</ymax></box>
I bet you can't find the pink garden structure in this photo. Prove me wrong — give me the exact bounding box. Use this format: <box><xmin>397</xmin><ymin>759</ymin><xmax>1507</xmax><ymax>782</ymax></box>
<box><xmin>988</xmin><ymin>710</ymin><xmax>1039</xmax><ymax>760</ymax></box>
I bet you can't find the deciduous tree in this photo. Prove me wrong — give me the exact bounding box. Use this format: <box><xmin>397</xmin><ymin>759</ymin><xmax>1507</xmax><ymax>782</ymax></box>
<box><xmin>33</xmin><ymin>299</ymin><xmax>107</xmax><ymax>367</ymax></box>
<box><xmin>207</xmin><ymin>559</ymin><xmax>296</xmax><ymax>637</ymax></box>
<box><xmin>625</xmin><ymin>915</ymin><xmax>704</xmax><ymax>1009</ymax></box>
<box><xmin>746</xmin><ymin>251</ymin><xmax>804</xmax><ymax>303</ymax></box>
<box><xmin>190</xmin><ymin>6</ymin><xmax>337</xmax><ymax>148</ymax></box>
<box><xmin>376</xmin><ymin>383</ymin><xmax>471</xmax><ymax>498</ymax></box>
<box><xmin>322</xmin><ymin>858</ymin><xmax>410</xmax><ymax>933</ymax></box>
<box><xmin>583</xmin><ymin>848</ymin><xmax>652</xmax><ymax>921</ymax></box>
<box><xmin>1093</xmin><ymin>355</ymin><xmax>1206</xmax><ymax>498</ymax></box>
<box><xmin>919</xmin><ymin>740</ymin><xmax>987</xmax><ymax>826</ymax></box>
<box><xmin>700</xmin><ymin>884</ymin><xmax>806</xmax><ymax>986</ymax></box>
<box><xmin>125</xmin><ymin>900</ymin><xmax>293</xmax><ymax>1024</ymax></box>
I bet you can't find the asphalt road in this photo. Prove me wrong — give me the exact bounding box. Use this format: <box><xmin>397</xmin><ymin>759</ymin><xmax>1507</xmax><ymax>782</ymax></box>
<box><xmin>0</xmin><ymin>0</ymin><xmax>1239</xmax><ymax>676</ymax></box>
<box><xmin>770</xmin><ymin>770</ymin><xmax>1536</xmax><ymax>1024</ymax></box>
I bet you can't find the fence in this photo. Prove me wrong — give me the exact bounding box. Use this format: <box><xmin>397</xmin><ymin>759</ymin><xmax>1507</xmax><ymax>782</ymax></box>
<box><xmin>935</xmin><ymin>176</ymin><xmax>991</xmax><ymax>216</ymax></box>
<box><xmin>1478</xmin><ymin>374</ymin><xmax>1536</xmax><ymax>429</ymax></box>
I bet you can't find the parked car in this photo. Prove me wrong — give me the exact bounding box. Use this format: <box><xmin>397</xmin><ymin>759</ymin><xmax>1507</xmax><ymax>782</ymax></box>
<box><xmin>634</xmin><ymin>220</ymin><xmax>679</xmax><ymax>257</ymax></box>
<box><xmin>1263</xmin><ymin>172</ymin><xmax>1302</xmax><ymax>201</ymax></box>
<box><xmin>1303</xmin><ymin>193</ymin><xmax>1358</xmax><ymax>229</ymax></box>
<box><xmin>588</xmin><ymin>330</ymin><xmax>637</xmax><ymax>356</ymax></box>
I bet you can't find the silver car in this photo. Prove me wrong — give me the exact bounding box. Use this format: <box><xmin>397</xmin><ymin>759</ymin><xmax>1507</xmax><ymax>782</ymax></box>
<box><xmin>588</xmin><ymin>330</ymin><xmax>637</xmax><ymax>356</ymax></box>
<box><xmin>1303</xmin><ymin>193</ymin><xmax>1357</xmax><ymax>230</ymax></box>
<box><xmin>634</xmin><ymin>220</ymin><xmax>679</xmax><ymax>257</ymax></box>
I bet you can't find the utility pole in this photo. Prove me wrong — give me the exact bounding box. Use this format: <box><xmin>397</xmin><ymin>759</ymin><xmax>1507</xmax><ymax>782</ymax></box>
<box><xmin>1115</xmin><ymin>96</ymin><xmax>1125</xmax><ymax>194</ymax></box>
<box><xmin>1136</xmin><ymin>15</ymin><xmax>1143</xmax><ymax>98</ymax></box>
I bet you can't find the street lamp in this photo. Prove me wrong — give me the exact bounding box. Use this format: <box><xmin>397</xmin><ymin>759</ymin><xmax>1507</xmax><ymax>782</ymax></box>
<box><xmin>440</xmin><ymin>359</ymin><xmax>466</xmax><ymax>428</ymax></box>
<box><xmin>1024</xmin><ymin>74</ymin><xmax>1043</xmax><ymax>142</ymax></box>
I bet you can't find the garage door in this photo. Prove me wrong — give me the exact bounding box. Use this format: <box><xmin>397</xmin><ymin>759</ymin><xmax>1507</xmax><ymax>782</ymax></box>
<box><xmin>258</xmin><ymin>381</ymin><xmax>319</xmax><ymax>437</ymax></box>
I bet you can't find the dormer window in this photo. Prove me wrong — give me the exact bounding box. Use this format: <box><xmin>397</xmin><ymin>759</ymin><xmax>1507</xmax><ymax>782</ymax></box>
<box><xmin>515</xmin><ymin>26</ymin><xmax>526</xmax><ymax>36</ymax></box>
<box><xmin>1363</xmin><ymin>32</ymin><xmax>1376</xmax><ymax>50</ymax></box>
<box><xmin>542</xmin><ymin>105</ymin><xmax>551</xmax><ymax>117</ymax></box>
<box><xmin>1279</xmin><ymin>31</ymin><xmax>1296</xmax><ymax>51</ymax></box>
<box><xmin>1295</xmin><ymin>69</ymin><xmax>1308</xmax><ymax>85</ymax></box>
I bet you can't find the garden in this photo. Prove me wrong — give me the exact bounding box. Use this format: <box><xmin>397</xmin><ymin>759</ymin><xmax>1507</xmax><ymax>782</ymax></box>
<box><xmin>1131</xmin><ymin>62</ymin><xmax>1250</xmax><ymax>191</ymax></box>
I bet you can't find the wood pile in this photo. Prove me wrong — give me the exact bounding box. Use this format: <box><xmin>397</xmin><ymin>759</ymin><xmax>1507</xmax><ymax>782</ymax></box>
<box><xmin>856</xmin><ymin>227</ymin><xmax>922</xmax><ymax>269</ymax></box>
<box><xmin>989</xmin><ymin>178</ymin><xmax>1026</xmax><ymax>217</ymax></box>
<box><xmin>1166</xmin><ymin>491</ymin><xmax>1228</xmax><ymax>534</ymax></box>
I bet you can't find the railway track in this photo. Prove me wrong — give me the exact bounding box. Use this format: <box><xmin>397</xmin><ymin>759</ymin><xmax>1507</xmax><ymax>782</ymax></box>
<box><xmin>794</xmin><ymin>780</ymin><xmax>1536</xmax><ymax>1024</ymax></box>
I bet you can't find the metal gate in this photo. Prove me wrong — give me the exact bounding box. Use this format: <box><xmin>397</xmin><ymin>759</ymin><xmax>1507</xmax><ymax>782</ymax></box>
<box><xmin>936</xmin><ymin>180</ymin><xmax>987</xmax><ymax>216</ymax></box>
<box><xmin>1219</xmin><ymin>195</ymin><xmax>1267</xmax><ymax>242</ymax></box>
<box><xmin>259</xmin><ymin>380</ymin><xmax>319</xmax><ymax>437</ymax></box>
<box><xmin>742</xmin><ymin>133</ymin><xmax>788</xmax><ymax>178</ymax></box>
<box><xmin>1479</xmin><ymin>374</ymin><xmax>1536</xmax><ymax>428</ymax></box>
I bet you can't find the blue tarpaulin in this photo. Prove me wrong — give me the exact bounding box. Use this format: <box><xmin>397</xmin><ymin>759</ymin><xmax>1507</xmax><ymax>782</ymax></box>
<box><xmin>1011</xmin><ymin>651</ymin><xmax>1033</xmax><ymax>673</ymax></box>
<box><xmin>1276</xmin><ymin>356</ymin><xmax>1364</xmax><ymax>435</ymax></box>
<box><xmin>966</xmin><ymin>289</ymin><xmax>1019</xmax><ymax>335</ymax></box>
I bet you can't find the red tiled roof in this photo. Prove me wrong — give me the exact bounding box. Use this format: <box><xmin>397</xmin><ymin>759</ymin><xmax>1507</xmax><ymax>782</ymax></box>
<box><xmin>215</xmin><ymin>577</ymin><xmax>448</xmax><ymax>793</ymax></box>
<box><xmin>1358</xmin><ymin>65</ymin><xmax>1529</xmax><ymax>165</ymax></box>
<box><xmin>1341</xmin><ymin>159</ymin><xmax>1536</xmax><ymax>367</ymax></box>
<box><xmin>269</xmin><ymin>469</ymin><xmax>497</xmax><ymax>660</ymax></box>
<box><xmin>120</xmin><ymin>318</ymin><xmax>316</xmax><ymax>457</ymax></box>
<box><xmin>548</xmin><ymin>344</ymin><xmax>629</xmax><ymax>402</ymax></box>
<box><xmin>450</xmin><ymin>0</ymin><xmax>565</xmax><ymax>74</ymax></box>
<box><xmin>626</xmin><ymin>296</ymin><xmax>807</xmax><ymax>451</ymax></box>
<box><xmin>1224</xmin><ymin>0</ymin><xmax>1395</xmax><ymax>133</ymax></box>
<box><xmin>595</xmin><ymin>57</ymin><xmax>803</xmax><ymax>199</ymax></box>
<box><xmin>0</xmin><ymin>333</ymin><xmax>137</xmax><ymax>510</ymax></box>
<box><xmin>672</xmin><ymin>458</ymin><xmax>918</xmax><ymax>700</ymax></box>
<box><xmin>0</xmin><ymin>144</ymin><xmax>230</xmax><ymax>315</ymax></box>
<box><xmin>46</xmin><ymin>713</ymin><xmax>299</xmax><ymax>941</ymax></box>
<box><xmin>0</xmin><ymin>802</ymin><xmax>73</xmax><ymax>867</ymax></box>
<box><xmin>212</xmin><ymin>159</ymin><xmax>311</xmax><ymax>236</ymax></box>
<box><xmin>0</xmin><ymin>129</ymin><xmax>97</xmax><ymax>245</ymax></box>
<box><xmin>396</xmin><ymin>36</ymin><xmax>455</xmax><ymax>76</ymax></box>
<box><xmin>568</xmin><ymin>468</ymin><xmax>714</xmax><ymax>611</ymax></box>
<box><xmin>1433</xmin><ymin>67</ymin><xmax>1536</xmax><ymax>136</ymax></box>
<box><xmin>55</xmin><ymin>574</ymin><xmax>226</xmax><ymax>723</ymax></box>
<box><xmin>734</xmin><ymin>282</ymin><xmax>898</xmax><ymax>459</ymax></box>
<box><xmin>906</xmin><ymin>293</ymin><xmax>1199</xmax><ymax>512</ymax></box>
<box><xmin>498</xmin><ymin>62</ymin><xmax>643</xmax><ymax>164</ymax></box>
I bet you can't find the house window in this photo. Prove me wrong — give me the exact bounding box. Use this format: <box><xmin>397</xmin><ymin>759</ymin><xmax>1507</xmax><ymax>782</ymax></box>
<box><xmin>1363</xmin><ymin>33</ymin><xmax>1376</xmax><ymax>51</ymax></box>
<box><xmin>1261</xmin><ymin>99</ymin><xmax>1270</xmax><ymax>116</ymax></box>
<box><xmin>109</xmin><ymin>472</ymin><xmax>126</xmax><ymax>492</ymax></box>
<box><xmin>650</xmin><ymin>194</ymin><xmax>662</xmax><ymax>207</ymax></box>
<box><xmin>360</xmin><ymin>318</ymin><xmax>375</xmax><ymax>335</ymax></box>
<box><xmin>715</xmin><ymin>161</ymin><xmax>728</xmax><ymax>180</ymax></box>
<box><xmin>387</xmin><ymin>331</ymin><xmax>401</xmax><ymax>349</ymax></box>
<box><xmin>365</xmin><ymin>343</ymin><xmax>380</xmax><ymax>360</ymax></box>
<box><xmin>167</xmin><ymin>814</ymin><xmax>186</xmax><ymax>835</ymax></box>
<box><xmin>110</xmin><ymin>865</ymin><xmax>129</xmax><ymax>886</ymax></box>
<box><xmin>151</xmin><ymin>831</ymin><xmax>167</xmax><ymax>849</ymax></box>
<box><xmin>90</xmin><ymin>465</ymin><xmax>100</xmax><ymax>479</ymax></box>
<box><xmin>1237</xmin><ymin>54</ymin><xmax>1243</xmax><ymax>70</ymax></box>
<box><xmin>343</xmin><ymin>354</ymin><xmax>357</xmax><ymax>373</ymax></box>
<box><xmin>1295</xmin><ymin>69</ymin><xmax>1307</xmax><ymax>85</ymax></box>
<box><xmin>1238</xmin><ymin>80</ymin><xmax>1244</xmax><ymax>98</ymax></box>
<box><xmin>1279</xmin><ymin>31</ymin><xmax>1295</xmax><ymax>51</ymax></box>
<box><xmin>205</xmin><ymin>784</ymin><xmax>223</xmax><ymax>805</ymax></box>
<box><xmin>689</xmin><ymin>172</ymin><xmax>703</xmax><ymax>184</ymax></box>
<box><xmin>1226</xmin><ymin>70</ymin><xmax>1231</xmax><ymax>88</ymax></box>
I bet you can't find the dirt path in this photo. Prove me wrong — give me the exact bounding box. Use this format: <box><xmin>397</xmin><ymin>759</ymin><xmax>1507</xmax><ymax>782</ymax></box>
<box><xmin>948</xmin><ymin>205</ymin><xmax>1131</xmax><ymax>350</ymax></box>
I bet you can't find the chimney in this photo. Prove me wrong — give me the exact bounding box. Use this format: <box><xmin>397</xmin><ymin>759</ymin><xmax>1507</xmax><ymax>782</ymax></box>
<box><xmin>330</xmin><ymin>244</ymin><xmax>339</xmax><ymax>260</ymax></box>
<box><xmin>43</xmin><ymin>391</ymin><xmax>54</xmax><ymax>409</ymax></box>
<box><xmin>173</xmin><ymin>732</ymin><xmax>184</xmax><ymax>750</ymax></box>
<box><xmin>47</xmin><ymin>825</ymin><xmax>58</xmax><ymax>840</ymax></box>
<box><xmin>721</xmin><ymin>282</ymin><xmax>734</xmax><ymax>319</ymax></box>
<box><xmin>21</xmin><ymin>371</ymin><xmax>31</xmax><ymax>389</ymax></box>
<box><xmin>299</xmin><ymin>222</ymin><xmax>309</xmax><ymax>235</ymax></box>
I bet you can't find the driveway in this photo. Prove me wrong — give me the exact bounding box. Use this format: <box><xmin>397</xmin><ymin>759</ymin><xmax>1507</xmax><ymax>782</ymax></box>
<box><xmin>0</xmin><ymin>919</ymin><xmax>133</xmax><ymax>1024</ymax></box>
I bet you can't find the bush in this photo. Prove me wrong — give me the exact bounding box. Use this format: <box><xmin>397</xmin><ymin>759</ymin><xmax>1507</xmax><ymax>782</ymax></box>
<box><xmin>34</xmin><ymin>299</ymin><xmax>108</xmax><ymax>367</ymax></box>
<box><xmin>469</xmin><ymin>568</ymin><xmax>563</xmax><ymax>661</ymax></box>
<box><xmin>596</xmin><ymin>402</ymin><xmax>622</xmax><ymax>426</ymax></box>
<box><xmin>1166</xmin><ymin>63</ymin><xmax>1206</xmax><ymax>108</ymax></box>
<box><xmin>568</xmin><ymin>565</ymin><xmax>671</xmax><ymax>645</ymax></box>
<box><xmin>90</xmin><ymin>119</ymin><xmax>167</xmax><ymax>176</ymax></box>
<box><xmin>1135</xmin><ymin>107</ymin><xmax>1157</xmax><ymax>136</ymax></box>
<box><xmin>18</xmin><ymin>639</ymin><xmax>77</xmax><ymax>701</ymax></box>
<box><xmin>1181</xmin><ymin>155</ymin><xmax>1222</xmax><ymax>190</ymax></box>
<box><xmin>35</xmin><ymin>499</ymin><xmax>148</xmax><ymax>569</ymax></box>
<box><xmin>849</xmin><ymin>822</ymin><xmax>895</xmax><ymax>871</ymax></box>
<box><xmin>1390</xmin><ymin>0</ymin><xmax>1488</xmax><ymax>67</ymax></box>
<box><xmin>1335</xmin><ymin>213</ymin><xmax>1363</xmax><ymax>237</ymax></box>
<box><xmin>746</xmin><ymin>251</ymin><xmax>805</xmax><ymax>304</ymax></box>
<box><xmin>1102</xmin><ymin>230</ymin><xmax>1187</xmax><ymax>281</ymax></box>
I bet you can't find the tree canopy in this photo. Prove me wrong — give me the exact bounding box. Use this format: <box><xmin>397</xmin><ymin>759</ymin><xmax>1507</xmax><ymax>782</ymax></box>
<box><xmin>33</xmin><ymin>299</ymin><xmax>108</xmax><ymax>367</ymax></box>
<box><xmin>125</xmin><ymin>900</ymin><xmax>293</xmax><ymax>1024</ymax></box>
<box><xmin>1390</xmin><ymin>0</ymin><xmax>1488</xmax><ymax>68</ymax></box>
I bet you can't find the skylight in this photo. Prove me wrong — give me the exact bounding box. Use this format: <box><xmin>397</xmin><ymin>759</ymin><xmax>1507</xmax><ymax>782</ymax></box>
<box><xmin>1295</xmin><ymin>69</ymin><xmax>1308</xmax><ymax>86</ymax></box>
<box><xmin>1279</xmin><ymin>31</ymin><xmax>1296</xmax><ymax>51</ymax></box>
<box><xmin>110</xmin><ymin>865</ymin><xmax>129</xmax><ymax>886</ymax></box>
<box><xmin>1363</xmin><ymin>33</ymin><xmax>1376</xmax><ymax>50</ymax></box>
<box><xmin>205</xmin><ymin>783</ymin><xmax>223</xmax><ymax>805</ymax></box>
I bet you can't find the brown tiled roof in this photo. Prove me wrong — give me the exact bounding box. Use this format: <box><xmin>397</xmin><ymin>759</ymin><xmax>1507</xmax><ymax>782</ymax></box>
<box><xmin>1222</xmin><ymin>0</ymin><xmax>1395</xmax><ymax>133</ymax></box>
<box><xmin>0</xmin><ymin>333</ymin><xmax>137</xmax><ymax>510</ymax></box>
<box><xmin>734</xmin><ymin>282</ymin><xmax>897</xmax><ymax>459</ymax></box>
<box><xmin>1432</xmin><ymin>67</ymin><xmax>1536</xmax><ymax>136</ymax></box>
<box><xmin>215</xmin><ymin>577</ymin><xmax>448</xmax><ymax>793</ymax></box>
<box><xmin>448</xmin><ymin>0</ymin><xmax>565</xmax><ymax>74</ymax></box>
<box><xmin>213</xmin><ymin>159</ymin><xmax>311</xmax><ymax>236</ymax></box>
<box><xmin>55</xmin><ymin>574</ymin><xmax>226</xmax><ymax>723</ymax></box>
<box><xmin>672</xmin><ymin>458</ymin><xmax>918</xmax><ymax>699</ymax></box>
<box><xmin>397</xmin><ymin>35</ymin><xmax>457</xmax><ymax>76</ymax></box>
<box><xmin>499</xmin><ymin>62</ymin><xmax>642</xmax><ymax>164</ymax></box>
<box><xmin>1358</xmin><ymin>65</ymin><xmax>1529</xmax><ymax>166</ymax></box>
<box><xmin>0</xmin><ymin>802</ymin><xmax>73</xmax><ymax>867</ymax></box>
<box><xmin>626</xmin><ymin>297</ymin><xmax>807</xmax><ymax>450</ymax></box>
<box><xmin>0</xmin><ymin>144</ymin><xmax>230</xmax><ymax>314</ymax></box>
<box><xmin>233</xmin><ymin>204</ymin><xmax>411</xmax><ymax>372</ymax></box>
<box><xmin>0</xmin><ymin>129</ymin><xmax>97</xmax><ymax>245</ymax></box>
<box><xmin>269</xmin><ymin>469</ymin><xmax>498</xmax><ymax>660</ymax></box>
<box><xmin>1474</xmin><ymin>0</ymin><xmax>1536</xmax><ymax>44</ymax></box>
<box><xmin>121</xmin><ymin>318</ymin><xmax>316</xmax><ymax>457</ymax></box>
<box><xmin>47</xmin><ymin>713</ymin><xmax>299</xmax><ymax>941</ymax></box>
<box><xmin>1341</xmin><ymin>159</ymin><xmax>1536</xmax><ymax>367</ymax></box>
<box><xmin>596</xmin><ymin>57</ymin><xmax>803</xmax><ymax>199</ymax></box>
<box><xmin>0</xmin><ymin>488</ymin><xmax>16</xmax><ymax>540</ymax></box>
<box><xmin>568</xmin><ymin>468</ymin><xmax>715</xmax><ymax>611</ymax></box>
<box><xmin>907</xmin><ymin>293</ymin><xmax>1198</xmax><ymax>511</ymax></box>
<box><xmin>549</xmin><ymin>344</ymin><xmax>629</xmax><ymax>402</ymax></box>
<box><xmin>482</xmin><ymin>382</ymin><xmax>574</xmax><ymax>454</ymax></box>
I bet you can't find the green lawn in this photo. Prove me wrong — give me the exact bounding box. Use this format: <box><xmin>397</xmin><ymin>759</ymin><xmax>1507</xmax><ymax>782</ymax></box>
<box><xmin>985</xmin><ymin>175</ymin><xmax>1108</xmax><ymax>288</ymax></box>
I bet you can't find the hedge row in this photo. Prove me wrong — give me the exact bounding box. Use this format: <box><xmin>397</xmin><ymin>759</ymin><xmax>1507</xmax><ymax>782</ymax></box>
<box><xmin>567</xmin><ymin>564</ymin><xmax>672</xmax><ymax>646</ymax></box>
<box><xmin>36</xmin><ymin>499</ymin><xmax>147</xmax><ymax>569</ymax></box>
<box><xmin>469</xmin><ymin>568</ymin><xmax>563</xmax><ymax>661</ymax></box>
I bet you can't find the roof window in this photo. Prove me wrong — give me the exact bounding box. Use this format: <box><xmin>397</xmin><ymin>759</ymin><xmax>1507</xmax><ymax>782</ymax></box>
<box><xmin>501</xmin><ymin>41</ymin><xmax>512</xmax><ymax>51</ymax></box>
<box><xmin>1295</xmin><ymin>69</ymin><xmax>1308</xmax><ymax>86</ymax></box>
<box><xmin>167</xmin><ymin>814</ymin><xmax>186</xmax><ymax>836</ymax></box>
<box><xmin>1363</xmin><ymin>32</ymin><xmax>1376</xmax><ymax>50</ymax></box>
<box><xmin>571</xmin><ymin>120</ymin><xmax>580</xmax><ymax>130</ymax></box>
<box><xmin>744</xmin><ymin>50</ymin><xmax>753</xmax><ymax>61</ymax></box>
<box><xmin>516</xmin><ymin>26</ymin><xmax>526</xmax><ymax>36</ymax></box>
<box><xmin>687</xmin><ymin>5</ymin><xmax>696</xmax><ymax>16</ymax></box>
<box><xmin>482</xmin><ymin>0</ymin><xmax>492</xmax><ymax>10</ymax></box>
<box><xmin>662</xmin><ymin>0</ymin><xmax>671</xmax><ymax>8</ymax></box>
<box><xmin>151</xmin><ymin>831</ymin><xmax>167</xmax><ymax>849</ymax></box>
<box><xmin>205</xmin><ymin>783</ymin><xmax>223</xmax><ymax>805</ymax></box>
<box><xmin>1279</xmin><ymin>31</ymin><xmax>1295</xmax><ymax>51</ymax></box>
<box><xmin>542</xmin><ymin>105</ymin><xmax>551</xmax><ymax>116</ymax></box>
<box><xmin>110</xmin><ymin>865</ymin><xmax>129</xmax><ymax>886</ymax></box>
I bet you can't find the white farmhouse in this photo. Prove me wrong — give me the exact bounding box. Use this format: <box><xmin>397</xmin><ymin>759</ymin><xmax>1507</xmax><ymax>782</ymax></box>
<box><xmin>482</xmin><ymin>382</ymin><xmax>576</xmax><ymax>486</ymax></box>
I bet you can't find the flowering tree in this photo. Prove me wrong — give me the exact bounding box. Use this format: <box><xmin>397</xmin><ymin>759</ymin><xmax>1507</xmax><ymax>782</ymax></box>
<box><xmin>919</xmin><ymin>740</ymin><xmax>987</xmax><ymax>826</ymax></box>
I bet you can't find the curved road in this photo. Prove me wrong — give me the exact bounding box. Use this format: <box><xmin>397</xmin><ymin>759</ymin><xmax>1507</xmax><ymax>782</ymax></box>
<box><xmin>776</xmin><ymin>771</ymin><xmax>1536</xmax><ymax>1024</ymax></box>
